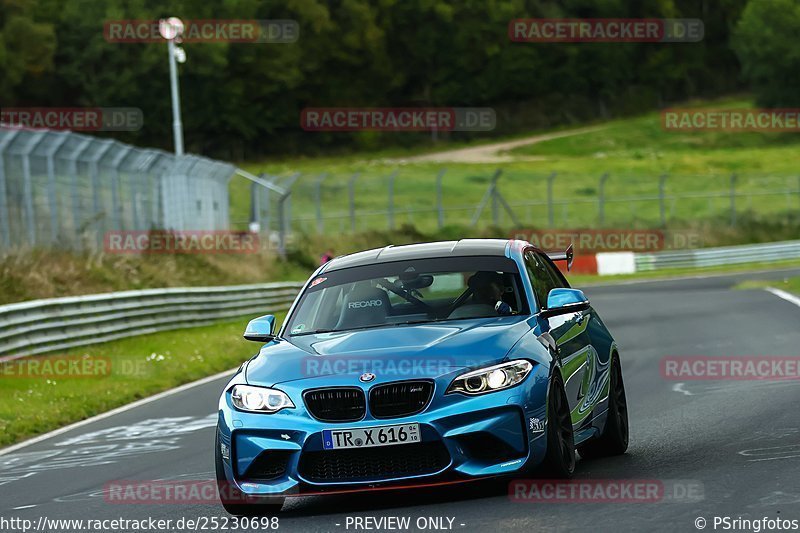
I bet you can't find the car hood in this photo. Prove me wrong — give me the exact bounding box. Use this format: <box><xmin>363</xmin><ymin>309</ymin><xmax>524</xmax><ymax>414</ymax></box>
<box><xmin>245</xmin><ymin>316</ymin><xmax>532</xmax><ymax>387</ymax></box>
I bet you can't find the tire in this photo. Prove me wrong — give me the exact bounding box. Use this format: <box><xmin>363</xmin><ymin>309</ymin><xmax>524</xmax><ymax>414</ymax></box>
<box><xmin>215</xmin><ymin>428</ymin><xmax>284</xmax><ymax>516</ymax></box>
<box><xmin>578</xmin><ymin>353</ymin><xmax>629</xmax><ymax>459</ymax></box>
<box><xmin>540</xmin><ymin>373</ymin><xmax>576</xmax><ymax>478</ymax></box>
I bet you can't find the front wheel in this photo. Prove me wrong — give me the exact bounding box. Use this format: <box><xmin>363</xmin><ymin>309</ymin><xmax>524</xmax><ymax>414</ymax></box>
<box><xmin>214</xmin><ymin>428</ymin><xmax>284</xmax><ymax>516</ymax></box>
<box><xmin>540</xmin><ymin>373</ymin><xmax>576</xmax><ymax>477</ymax></box>
<box><xmin>578</xmin><ymin>353</ymin><xmax>629</xmax><ymax>459</ymax></box>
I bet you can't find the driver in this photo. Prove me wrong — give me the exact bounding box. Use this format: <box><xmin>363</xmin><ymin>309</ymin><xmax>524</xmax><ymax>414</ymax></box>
<box><xmin>470</xmin><ymin>271</ymin><xmax>504</xmax><ymax>306</ymax></box>
<box><xmin>449</xmin><ymin>271</ymin><xmax>508</xmax><ymax>319</ymax></box>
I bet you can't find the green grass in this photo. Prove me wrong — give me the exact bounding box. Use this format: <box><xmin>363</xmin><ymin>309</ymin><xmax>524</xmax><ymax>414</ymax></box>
<box><xmin>230</xmin><ymin>97</ymin><xmax>800</xmax><ymax>234</ymax></box>
<box><xmin>735</xmin><ymin>275</ymin><xmax>800</xmax><ymax>295</ymax></box>
<box><xmin>507</xmin><ymin>98</ymin><xmax>800</xmax><ymax>160</ymax></box>
<box><xmin>0</xmin><ymin>248</ymin><xmax>311</xmax><ymax>306</ymax></box>
<box><xmin>0</xmin><ymin>313</ymin><xmax>284</xmax><ymax>448</ymax></box>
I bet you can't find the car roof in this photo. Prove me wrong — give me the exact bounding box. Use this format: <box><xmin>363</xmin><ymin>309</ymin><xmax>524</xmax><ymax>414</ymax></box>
<box><xmin>320</xmin><ymin>239</ymin><xmax>515</xmax><ymax>272</ymax></box>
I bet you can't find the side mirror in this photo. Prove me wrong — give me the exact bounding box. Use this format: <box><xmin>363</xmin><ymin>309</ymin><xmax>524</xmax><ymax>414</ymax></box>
<box><xmin>541</xmin><ymin>288</ymin><xmax>590</xmax><ymax>318</ymax></box>
<box><xmin>244</xmin><ymin>315</ymin><xmax>277</xmax><ymax>342</ymax></box>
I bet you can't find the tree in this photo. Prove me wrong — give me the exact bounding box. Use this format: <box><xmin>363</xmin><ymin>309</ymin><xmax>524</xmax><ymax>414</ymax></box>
<box><xmin>732</xmin><ymin>0</ymin><xmax>800</xmax><ymax>107</ymax></box>
<box><xmin>0</xmin><ymin>0</ymin><xmax>56</xmax><ymax>102</ymax></box>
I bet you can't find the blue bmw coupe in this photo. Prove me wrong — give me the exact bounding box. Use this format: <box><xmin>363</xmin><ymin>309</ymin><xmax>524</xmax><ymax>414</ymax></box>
<box><xmin>215</xmin><ymin>239</ymin><xmax>628</xmax><ymax>515</ymax></box>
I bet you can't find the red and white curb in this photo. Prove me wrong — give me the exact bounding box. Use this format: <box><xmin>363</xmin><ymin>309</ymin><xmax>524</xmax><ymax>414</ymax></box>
<box><xmin>555</xmin><ymin>251</ymin><xmax>636</xmax><ymax>275</ymax></box>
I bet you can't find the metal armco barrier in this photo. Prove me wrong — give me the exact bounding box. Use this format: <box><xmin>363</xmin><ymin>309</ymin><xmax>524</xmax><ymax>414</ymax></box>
<box><xmin>2</xmin><ymin>239</ymin><xmax>798</xmax><ymax>360</ymax></box>
<box><xmin>635</xmin><ymin>240</ymin><xmax>800</xmax><ymax>271</ymax></box>
<box><xmin>0</xmin><ymin>282</ymin><xmax>304</xmax><ymax>360</ymax></box>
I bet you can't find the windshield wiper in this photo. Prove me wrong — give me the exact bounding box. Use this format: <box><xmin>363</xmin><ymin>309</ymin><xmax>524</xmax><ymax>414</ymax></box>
<box><xmin>391</xmin><ymin>317</ymin><xmax>453</xmax><ymax>326</ymax></box>
<box><xmin>291</xmin><ymin>328</ymin><xmax>336</xmax><ymax>337</ymax></box>
<box><xmin>291</xmin><ymin>322</ymin><xmax>406</xmax><ymax>336</ymax></box>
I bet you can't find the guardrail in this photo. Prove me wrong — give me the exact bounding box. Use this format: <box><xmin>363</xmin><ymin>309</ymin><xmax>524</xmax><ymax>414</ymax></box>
<box><xmin>635</xmin><ymin>240</ymin><xmax>800</xmax><ymax>271</ymax></box>
<box><xmin>0</xmin><ymin>282</ymin><xmax>304</xmax><ymax>361</ymax></box>
<box><xmin>4</xmin><ymin>239</ymin><xmax>799</xmax><ymax>360</ymax></box>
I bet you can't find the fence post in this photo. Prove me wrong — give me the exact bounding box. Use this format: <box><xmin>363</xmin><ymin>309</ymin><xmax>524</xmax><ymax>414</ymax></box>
<box><xmin>138</xmin><ymin>151</ymin><xmax>165</xmax><ymax>231</ymax></box>
<box><xmin>348</xmin><ymin>172</ymin><xmax>360</xmax><ymax>233</ymax></box>
<box><xmin>387</xmin><ymin>170</ymin><xmax>398</xmax><ymax>231</ymax></box>
<box><xmin>109</xmin><ymin>145</ymin><xmax>132</xmax><ymax>233</ymax></box>
<box><xmin>730</xmin><ymin>173</ymin><xmax>737</xmax><ymax>227</ymax></box>
<box><xmin>436</xmin><ymin>168</ymin><xmax>446</xmax><ymax>229</ymax></box>
<box><xmin>237</xmin><ymin>169</ymin><xmax>291</xmax><ymax>242</ymax></box>
<box><xmin>547</xmin><ymin>172</ymin><xmax>556</xmax><ymax>227</ymax></box>
<box><xmin>250</xmin><ymin>181</ymin><xmax>260</xmax><ymax>229</ymax></box>
<box><xmin>285</xmin><ymin>184</ymin><xmax>292</xmax><ymax>237</ymax></box>
<box><xmin>314</xmin><ymin>172</ymin><xmax>328</xmax><ymax>234</ymax></box>
<box><xmin>658</xmin><ymin>174</ymin><xmax>668</xmax><ymax>228</ymax></box>
<box><xmin>276</xmin><ymin>173</ymin><xmax>300</xmax><ymax>258</ymax></box>
<box><xmin>89</xmin><ymin>140</ymin><xmax>114</xmax><ymax>248</ymax></box>
<box><xmin>598</xmin><ymin>173</ymin><xmax>609</xmax><ymax>227</ymax></box>
<box><xmin>491</xmin><ymin>171</ymin><xmax>499</xmax><ymax>226</ymax></box>
<box><xmin>68</xmin><ymin>139</ymin><xmax>92</xmax><ymax>248</ymax></box>
<box><xmin>133</xmin><ymin>151</ymin><xmax>148</xmax><ymax>230</ymax></box>
<box><xmin>258</xmin><ymin>173</ymin><xmax>272</xmax><ymax>233</ymax></box>
<box><xmin>44</xmin><ymin>133</ymin><xmax>69</xmax><ymax>244</ymax></box>
<box><xmin>471</xmin><ymin>169</ymin><xmax>508</xmax><ymax>227</ymax></box>
<box><xmin>20</xmin><ymin>132</ymin><xmax>46</xmax><ymax>246</ymax></box>
<box><xmin>0</xmin><ymin>130</ymin><xmax>20</xmax><ymax>249</ymax></box>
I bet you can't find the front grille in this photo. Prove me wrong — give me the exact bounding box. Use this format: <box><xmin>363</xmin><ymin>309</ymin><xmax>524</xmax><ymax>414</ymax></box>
<box><xmin>304</xmin><ymin>387</ymin><xmax>366</xmax><ymax>422</ymax></box>
<box><xmin>242</xmin><ymin>451</ymin><xmax>292</xmax><ymax>480</ymax></box>
<box><xmin>369</xmin><ymin>380</ymin><xmax>434</xmax><ymax>418</ymax></box>
<box><xmin>299</xmin><ymin>441</ymin><xmax>449</xmax><ymax>483</ymax></box>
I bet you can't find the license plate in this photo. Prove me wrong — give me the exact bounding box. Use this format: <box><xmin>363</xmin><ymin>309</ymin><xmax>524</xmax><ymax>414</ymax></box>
<box><xmin>322</xmin><ymin>423</ymin><xmax>420</xmax><ymax>450</ymax></box>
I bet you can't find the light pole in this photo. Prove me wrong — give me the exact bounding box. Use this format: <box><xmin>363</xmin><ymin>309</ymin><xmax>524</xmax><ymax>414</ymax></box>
<box><xmin>159</xmin><ymin>17</ymin><xmax>186</xmax><ymax>156</ymax></box>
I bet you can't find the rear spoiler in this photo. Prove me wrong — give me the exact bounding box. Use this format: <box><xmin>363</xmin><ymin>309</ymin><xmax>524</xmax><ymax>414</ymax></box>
<box><xmin>546</xmin><ymin>243</ymin><xmax>574</xmax><ymax>272</ymax></box>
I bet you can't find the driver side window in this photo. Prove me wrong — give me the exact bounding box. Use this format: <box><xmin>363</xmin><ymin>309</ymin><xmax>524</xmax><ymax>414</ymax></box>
<box><xmin>524</xmin><ymin>250</ymin><xmax>562</xmax><ymax>310</ymax></box>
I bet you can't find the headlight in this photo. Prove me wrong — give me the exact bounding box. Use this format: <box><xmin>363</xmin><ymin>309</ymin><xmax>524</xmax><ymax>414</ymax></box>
<box><xmin>446</xmin><ymin>360</ymin><xmax>533</xmax><ymax>395</ymax></box>
<box><xmin>231</xmin><ymin>385</ymin><xmax>294</xmax><ymax>413</ymax></box>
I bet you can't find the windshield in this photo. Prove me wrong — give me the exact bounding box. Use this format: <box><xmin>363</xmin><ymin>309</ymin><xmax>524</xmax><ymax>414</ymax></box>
<box><xmin>285</xmin><ymin>256</ymin><xmax>528</xmax><ymax>336</ymax></box>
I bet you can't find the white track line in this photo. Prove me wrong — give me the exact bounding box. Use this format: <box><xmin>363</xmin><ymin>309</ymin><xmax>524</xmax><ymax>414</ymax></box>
<box><xmin>765</xmin><ymin>287</ymin><xmax>800</xmax><ymax>309</ymax></box>
<box><xmin>0</xmin><ymin>368</ymin><xmax>236</xmax><ymax>457</ymax></box>
<box><xmin>672</xmin><ymin>383</ymin><xmax>693</xmax><ymax>396</ymax></box>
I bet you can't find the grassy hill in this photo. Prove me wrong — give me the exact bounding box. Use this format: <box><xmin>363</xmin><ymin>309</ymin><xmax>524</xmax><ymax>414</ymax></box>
<box><xmin>232</xmin><ymin>98</ymin><xmax>800</xmax><ymax>233</ymax></box>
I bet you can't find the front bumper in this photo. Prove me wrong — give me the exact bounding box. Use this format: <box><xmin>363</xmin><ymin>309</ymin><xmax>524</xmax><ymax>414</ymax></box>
<box><xmin>217</xmin><ymin>364</ymin><xmax>549</xmax><ymax>497</ymax></box>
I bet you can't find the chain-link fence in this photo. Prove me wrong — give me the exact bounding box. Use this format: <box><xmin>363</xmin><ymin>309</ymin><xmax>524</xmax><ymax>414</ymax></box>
<box><xmin>0</xmin><ymin>127</ymin><xmax>236</xmax><ymax>251</ymax></box>
<box><xmin>249</xmin><ymin>168</ymin><xmax>800</xmax><ymax>236</ymax></box>
<box><xmin>4</xmin><ymin>127</ymin><xmax>799</xmax><ymax>253</ymax></box>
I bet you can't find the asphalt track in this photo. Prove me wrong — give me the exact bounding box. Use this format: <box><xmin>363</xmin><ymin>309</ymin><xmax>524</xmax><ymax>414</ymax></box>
<box><xmin>2</xmin><ymin>268</ymin><xmax>800</xmax><ymax>533</ymax></box>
